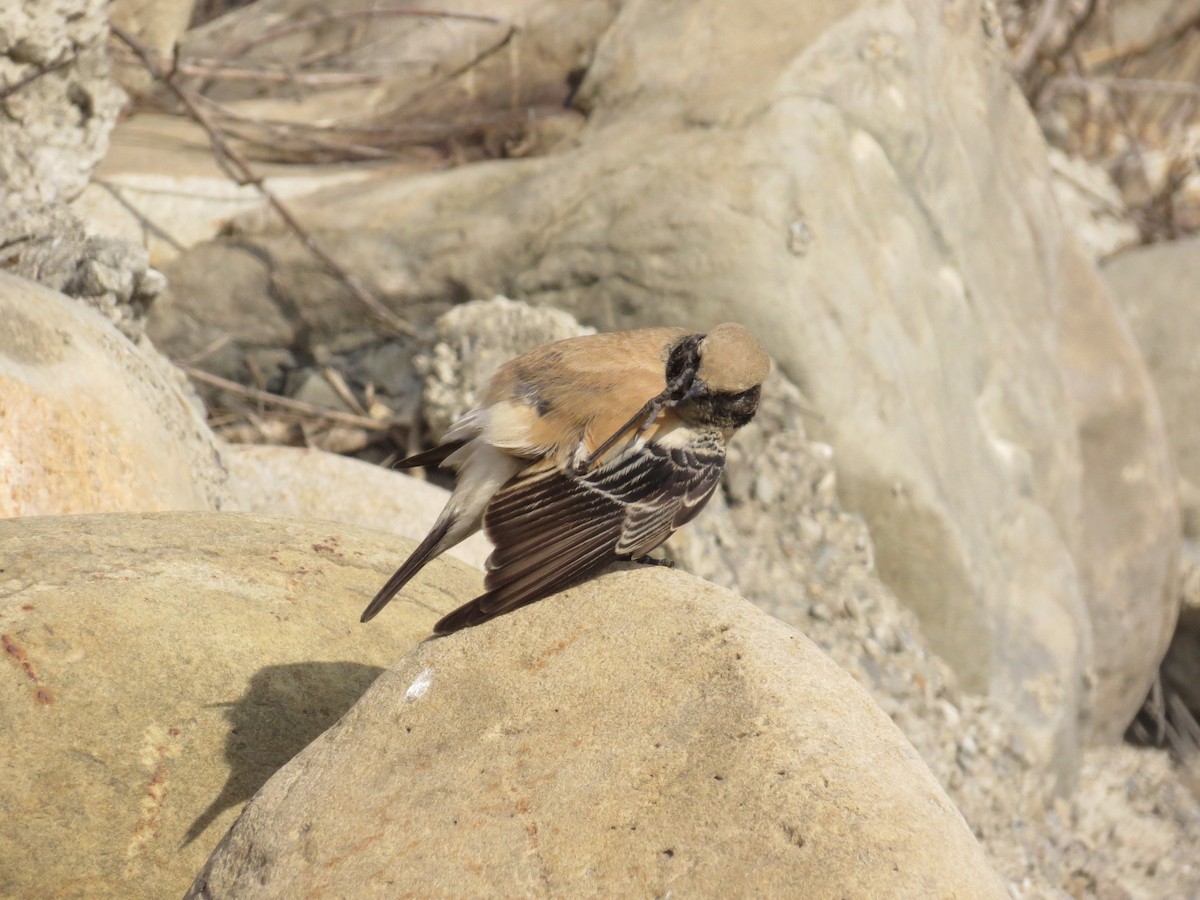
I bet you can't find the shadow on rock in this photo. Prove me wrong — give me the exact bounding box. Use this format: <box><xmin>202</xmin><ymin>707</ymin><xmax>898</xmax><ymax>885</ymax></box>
<box><xmin>185</xmin><ymin>661</ymin><xmax>385</xmax><ymax>845</ymax></box>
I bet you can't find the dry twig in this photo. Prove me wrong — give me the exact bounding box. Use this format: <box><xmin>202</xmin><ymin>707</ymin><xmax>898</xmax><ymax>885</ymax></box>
<box><xmin>109</xmin><ymin>51</ymin><xmax>389</xmax><ymax>86</ymax></box>
<box><xmin>1049</xmin><ymin>74</ymin><xmax>1200</xmax><ymax>97</ymax></box>
<box><xmin>1082</xmin><ymin>9</ymin><xmax>1200</xmax><ymax>70</ymax></box>
<box><xmin>181</xmin><ymin>364</ymin><xmax>399</xmax><ymax>432</ymax></box>
<box><xmin>1013</xmin><ymin>0</ymin><xmax>1063</xmax><ymax>74</ymax></box>
<box><xmin>217</xmin><ymin>7</ymin><xmax>505</xmax><ymax>62</ymax></box>
<box><xmin>110</xmin><ymin>23</ymin><xmax>415</xmax><ymax>337</ymax></box>
<box><xmin>320</xmin><ymin>366</ymin><xmax>370</xmax><ymax>416</ymax></box>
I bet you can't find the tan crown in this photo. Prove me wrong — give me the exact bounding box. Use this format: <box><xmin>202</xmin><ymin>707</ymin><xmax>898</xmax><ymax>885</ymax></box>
<box><xmin>695</xmin><ymin>322</ymin><xmax>771</xmax><ymax>393</ymax></box>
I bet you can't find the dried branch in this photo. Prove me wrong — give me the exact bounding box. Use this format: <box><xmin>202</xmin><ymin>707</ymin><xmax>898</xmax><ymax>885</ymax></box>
<box><xmin>189</xmin><ymin>92</ymin><xmax>411</xmax><ymax>161</ymax></box>
<box><xmin>1082</xmin><ymin>9</ymin><xmax>1200</xmax><ymax>70</ymax></box>
<box><xmin>219</xmin><ymin>7</ymin><xmax>506</xmax><ymax>62</ymax></box>
<box><xmin>320</xmin><ymin>366</ymin><xmax>369</xmax><ymax>416</ymax></box>
<box><xmin>110</xmin><ymin>23</ymin><xmax>415</xmax><ymax>337</ymax></box>
<box><xmin>110</xmin><ymin>50</ymin><xmax>389</xmax><ymax>86</ymax></box>
<box><xmin>1047</xmin><ymin>75</ymin><xmax>1200</xmax><ymax>97</ymax></box>
<box><xmin>1013</xmin><ymin>0</ymin><xmax>1063</xmax><ymax>74</ymax></box>
<box><xmin>407</xmin><ymin>22</ymin><xmax>518</xmax><ymax>104</ymax></box>
<box><xmin>181</xmin><ymin>364</ymin><xmax>399</xmax><ymax>432</ymax></box>
<box><xmin>194</xmin><ymin>89</ymin><xmax>558</xmax><ymax>163</ymax></box>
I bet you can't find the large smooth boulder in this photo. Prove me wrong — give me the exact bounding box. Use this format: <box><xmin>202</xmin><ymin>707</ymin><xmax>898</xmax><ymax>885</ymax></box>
<box><xmin>189</xmin><ymin>567</ymin><xmax>1007</xmax><ymax>899</ymax></box>
<box><xmin>174</xmin><ymin>0</ymin><xmax>1179</xmax><ymax>758</ymax></box>
<box><xmin>0</xmin><ymin>273</ymin><xmax>225</xmax><ymax>517</ymax></box>
<box><xmin>0</xmin><ymin>512</ymin><xmax>477</xmax><ymax>899</ymax></box>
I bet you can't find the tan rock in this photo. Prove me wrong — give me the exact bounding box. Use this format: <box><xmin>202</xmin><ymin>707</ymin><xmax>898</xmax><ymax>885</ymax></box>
<box><xmin>219</xmin><ymin>443</ymin><xmax>490</xmax><ymax>570</ymax></box>
<box><xmin>0</xmin><ymin>273</ymin><xmax>225</xmax><ymax>517</ymax></box>
<box><xmin>189</xmin><ymin>567</ymin><xmax>1007</xmax><ymax>899</ymax></box>
<box><xmin>0</xmin><ymin>511</ymin><xmax>477</xmax><ymax>899</ymax></box>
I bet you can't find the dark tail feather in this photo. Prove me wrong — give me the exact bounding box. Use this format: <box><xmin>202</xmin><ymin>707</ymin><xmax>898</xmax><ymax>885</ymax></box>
<box><xmin>432</xmin><ymin>581</ymin><xmax>579</xmax><ymax>634</ymax></box>
<box><xmin>360</xmin><ymin>518</ymin><xmax>452</xmax><ymax>623</ymax></box>
<box><xmin>432</xmin><ymin>593</ymin><xmax>494</xmax><ymax>635</ymax></box>
<box><xmin>394</xmin><ymin>441</ymin><xmax>466</xmax><ymax>470</ymax></box>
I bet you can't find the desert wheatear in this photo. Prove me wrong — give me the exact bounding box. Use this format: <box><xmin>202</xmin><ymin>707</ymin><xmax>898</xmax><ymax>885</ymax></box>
<box><xmin>360</xmin><ymin>323</ymin><xmax>770</xmax><ymax>634</ymax></box>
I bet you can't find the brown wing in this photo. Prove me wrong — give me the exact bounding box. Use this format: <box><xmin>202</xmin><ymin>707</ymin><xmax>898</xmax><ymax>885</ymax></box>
<box><xmin>432</xmin><ymin>432</ymin><xmax>725</xmax><ymax>634</ymax></box>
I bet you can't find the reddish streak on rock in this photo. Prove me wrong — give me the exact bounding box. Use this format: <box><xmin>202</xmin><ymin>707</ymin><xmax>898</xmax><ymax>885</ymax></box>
<box><xmin>3</xmin><ymin>633</ymin><xmax>27</xmax><ymax>663</ymax></box>
<box><xmin>525</xmin><ymin>632</ymin><xmax>581</xmax><ymax>672</ymax></box>
<box><xmin>129</xmin><ymin>762</ymin><xmax>170</xmax><ymax>852</ymax></box>
<box><xmin>20</xmin><ymin>604</ymin><xmax>34</xmax><ymax>611</ymax></box>
<box><xmin>3</xmin><ymin>633</ymin><xmax>54</xmax><ymax>704</ymax></box>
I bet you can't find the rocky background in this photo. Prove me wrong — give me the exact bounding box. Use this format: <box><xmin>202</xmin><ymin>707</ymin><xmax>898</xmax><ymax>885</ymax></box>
<box><xmin>1</xmin><ymin>0</ymin><xmax>1198</xmax><ymax>896</ymax></box>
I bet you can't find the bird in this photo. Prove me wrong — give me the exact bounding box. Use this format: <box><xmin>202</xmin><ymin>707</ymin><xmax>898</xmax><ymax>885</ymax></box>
<box><xmin>359</xmin><ymin>322</ymin><xmax>770</xmax><ymax>634</ymax></box>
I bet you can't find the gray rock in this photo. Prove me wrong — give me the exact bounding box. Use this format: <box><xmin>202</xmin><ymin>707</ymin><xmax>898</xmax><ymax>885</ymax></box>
<box><xmin>417</xmin><ymin>295</ymin><xmax>593</xmax><ymax>438</ymax></box>
<box><xmin>149</xmin><ymin>241</ymin><xmax>299</xmax><ymax>382</ymax></box>
<box><xmin>147</xmin><ymin>239</ymin><xmax>428</xmax><ymax>422</ymax></box>
<box><xmin>0</xmin><ymin>203</ymin><xmax>166</xmax><ymax>341</ymax></box>
<box><xmin>188</xmin><ymin>566</ymin><xmax>1007</xmax><ymax>899</ymax></box>
<box><xmin>1103</xmin><ymin>235</ymin><xmax>1200</xmax><ymax>536</ymax></box>
<box><xmin>1102</xmin><ymin>235</ymin><xmax>1200</xmax><ymax>747</ymax></box>
<box><xmin>0</xmin><ymin>0</ymin><xmax>125</xmax><ymax>207</ymax></box>
<box><xmin>288</xmin><ymin>368</ymin><xmax>357</xmax><ymax>413</ymax></box>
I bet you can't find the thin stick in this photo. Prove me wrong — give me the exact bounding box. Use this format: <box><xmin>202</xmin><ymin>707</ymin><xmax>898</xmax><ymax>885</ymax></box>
<box><xmin>109</xmin><ymin>51</ymin><xmax>388</xmax><ymax>86</ymax></box>
<box><xmin>1048</xmin><ymin>74</ymin><xmax>1200</xmax><ymax>97</ymax></box>
<box><xmin>1013</xmin><ymin>0</ymin><xmax>1063</xmax><ymax>74</ymax></box>
<box><xmin>181</xmin><ymin>364</ymin><xmax>399</xmax><ymax>432</ymax></box>
<box><xmin>110</xmin><ymin>24</ymin><xmax>415</xmax><ymax>337</ymax></box>
<box><xmin>218</xmin><ymin>7</ymin><xmax>506</xmax><ymax>62</ymax></box>
<box><xmin>321</xmin><ymin>366</ymin><xmax>369</xmax><ymax>415</ymax></box>
<box><xmin>1082</xmin><ymin>10</ymin><xmax>1200</xmax><ymax>69</ymax></box>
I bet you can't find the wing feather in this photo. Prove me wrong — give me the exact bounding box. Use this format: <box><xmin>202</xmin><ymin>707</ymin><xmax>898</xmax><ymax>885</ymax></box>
<box><xmin>432</xmin><ymin>431</ymin><xmax>727</xmax><ymax>634</ymax></box>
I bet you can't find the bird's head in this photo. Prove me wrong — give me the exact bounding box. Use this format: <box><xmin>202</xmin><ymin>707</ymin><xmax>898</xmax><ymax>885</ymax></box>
<box><xmin>665</xmin><ymin>323</ymin><xmax>770</xmax><ymax>430</ymax></box>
